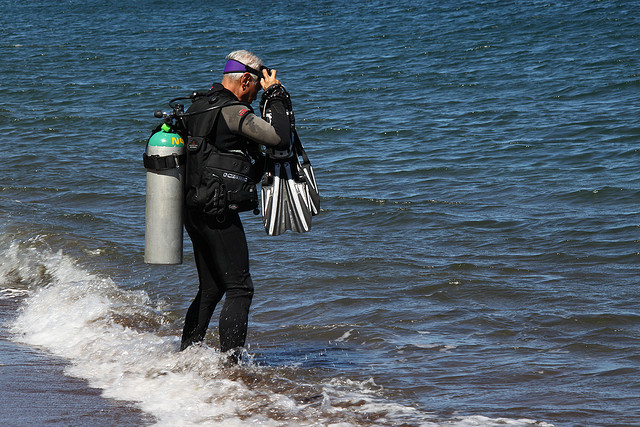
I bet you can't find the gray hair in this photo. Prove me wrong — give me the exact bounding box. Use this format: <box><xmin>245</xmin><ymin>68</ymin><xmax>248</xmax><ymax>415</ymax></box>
<box><xmin>224</xmin><ymin>50</ymin><xmax>263</xmax><ymax>83</ymax></box>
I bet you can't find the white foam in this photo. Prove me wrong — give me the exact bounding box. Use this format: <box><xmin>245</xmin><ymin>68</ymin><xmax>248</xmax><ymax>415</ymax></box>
<box><xmin>334</xmin><ymin>328</ymin><xmax>354</xmax><ymax>342</ymax></box>
<box><xmin>1</xmin><ymin>241</ymin><xmax>552</xmax><ymax>426</ymax></box>
<box><xmin>0</xmin><ymin>288</ymin><xmax>29</xmax><ymax>299</ymax></box>
<box><xmin>3</xmin><ymin>245</ymin><xmax>301</xmax><ymax>425</ymax></box>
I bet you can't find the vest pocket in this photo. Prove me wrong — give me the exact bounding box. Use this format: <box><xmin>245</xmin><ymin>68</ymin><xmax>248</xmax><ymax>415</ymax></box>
<box><xmin>184</xmin><ymin>167</ymin><xmax>226</xmax><ymax>216</ymax></box>
<box><xmin>185</xmin><ymin>146</ymin><xmax>258</xmax><ymax>216</ymax></box>
<box><xmin>207</xmin><ymin>166</ymin><xmax>257</xmax><ymax>213</ymax></box>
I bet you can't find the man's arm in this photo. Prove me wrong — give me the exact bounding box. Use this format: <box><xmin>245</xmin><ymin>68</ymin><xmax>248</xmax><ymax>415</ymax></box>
<box><xmin>221</xmin><ymin>102</ymin><xmax>291</xmax><ymax>149</ymax></box>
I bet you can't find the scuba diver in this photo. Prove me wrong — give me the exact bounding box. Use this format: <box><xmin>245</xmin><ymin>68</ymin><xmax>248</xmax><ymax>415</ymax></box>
<box><xmin>179</xmin><ymin>50</ymin><xmax>293</xmax><ymax>360</ymax></box>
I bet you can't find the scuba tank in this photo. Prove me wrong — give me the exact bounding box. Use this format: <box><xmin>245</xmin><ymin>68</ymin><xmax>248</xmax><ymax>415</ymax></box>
<box><xmin>143</xmin><ymin>122</ymin><xmax>185</xmax><ymax>264</ymax></box>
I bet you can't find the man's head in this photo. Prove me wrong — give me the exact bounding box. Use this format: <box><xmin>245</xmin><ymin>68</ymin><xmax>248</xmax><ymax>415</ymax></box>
<box><xmin>221</xmin><ymin>50</ymin><xmax>263</xmax><ymax>103</ymax></box>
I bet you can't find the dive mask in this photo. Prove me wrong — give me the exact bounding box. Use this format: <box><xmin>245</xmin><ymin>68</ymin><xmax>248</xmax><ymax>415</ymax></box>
<box><xmin>223</xmin><ymin>59</ymin><xmax>272</xmax><ymax>80</ymax></box>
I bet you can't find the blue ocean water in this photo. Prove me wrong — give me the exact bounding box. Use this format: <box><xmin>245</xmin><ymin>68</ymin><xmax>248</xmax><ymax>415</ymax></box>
<box><xmin>1</xmin><ymin>1</ymin><xmax>639</xmax><ymax>425</ymax></box>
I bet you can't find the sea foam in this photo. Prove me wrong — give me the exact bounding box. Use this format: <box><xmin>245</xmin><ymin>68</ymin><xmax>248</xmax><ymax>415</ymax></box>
<box><xmin>2</xmin><ymin>240</ymin><xmax>551</xmax><ymax>426</ymax></box>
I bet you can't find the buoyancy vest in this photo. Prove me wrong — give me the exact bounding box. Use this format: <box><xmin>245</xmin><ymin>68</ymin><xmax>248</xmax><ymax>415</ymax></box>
<box><xmin>184</xmin><ymin>86</ymin><xmax>262</xmax><ymax>216</ymax></box>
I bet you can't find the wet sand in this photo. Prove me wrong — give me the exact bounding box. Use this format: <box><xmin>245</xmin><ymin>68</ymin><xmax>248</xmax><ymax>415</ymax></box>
<box><xmin>0</xmin><ymin>301</ymin><xmax>154</xmax><ymax>426</ymax></box>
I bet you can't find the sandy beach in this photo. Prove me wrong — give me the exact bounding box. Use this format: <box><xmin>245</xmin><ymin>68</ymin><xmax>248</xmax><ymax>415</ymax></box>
<box><xmin>0</xmin><ymin>299</ymin><xmax>153</xmax><ymax>426</ymax></box>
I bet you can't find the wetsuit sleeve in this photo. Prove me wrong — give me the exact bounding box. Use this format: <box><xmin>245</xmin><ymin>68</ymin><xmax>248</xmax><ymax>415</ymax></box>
<box><xmin>221</xmin><ymin>103</ymin><xmax>291</xmax><ymax>149</ymax></box>
<box><xmin>265</xmin><ymin>99</ymin><xmax>293</xmax><ymax>149</ymax></box>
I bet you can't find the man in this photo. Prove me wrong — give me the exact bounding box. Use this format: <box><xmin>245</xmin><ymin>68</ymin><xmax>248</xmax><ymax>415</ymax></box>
<box><xmin>180</xmin><ymin>50</ymin><xmax>292</xmax><ymax>361</ymax></box>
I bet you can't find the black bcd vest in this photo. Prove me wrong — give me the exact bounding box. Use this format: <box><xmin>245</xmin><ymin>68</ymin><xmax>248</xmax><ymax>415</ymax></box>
<box><xmin>184</xmin><ymin>89</ymin><xmax>262</xmax><ymax>217</ymax></box>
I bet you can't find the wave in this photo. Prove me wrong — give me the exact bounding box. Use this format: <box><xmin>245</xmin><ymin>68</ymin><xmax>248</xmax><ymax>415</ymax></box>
<box><xmin>0</xmin><ymin>238</ymin><xmax>550</xmax><ymax>426</ymax></box>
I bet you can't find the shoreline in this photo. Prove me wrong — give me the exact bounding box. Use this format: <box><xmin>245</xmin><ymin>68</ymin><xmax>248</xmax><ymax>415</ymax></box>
<box><xmin>1</xmin><ymin>301</ymin><xmax>154</xmax><ymax>426</ymax></box>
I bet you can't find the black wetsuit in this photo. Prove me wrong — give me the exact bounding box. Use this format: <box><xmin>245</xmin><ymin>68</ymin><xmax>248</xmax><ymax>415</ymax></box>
<box><xmin>180</xmin><ymin>83</ymin><xmax>290</xmax><ymax>353</ymax></box>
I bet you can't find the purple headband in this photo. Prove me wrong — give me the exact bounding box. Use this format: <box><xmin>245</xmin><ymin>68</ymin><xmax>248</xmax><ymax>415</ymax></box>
<box><xmin>223</xmin><ymin>59</ymin><xmax>261</xmax><ymax>77</ymax></box>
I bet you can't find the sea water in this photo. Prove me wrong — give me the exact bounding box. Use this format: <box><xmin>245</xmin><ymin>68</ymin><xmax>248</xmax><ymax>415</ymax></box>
<box><xmin>1</xmin><ymin>1</ymin><xmax>639</xmax><ymax>425</ymax></box>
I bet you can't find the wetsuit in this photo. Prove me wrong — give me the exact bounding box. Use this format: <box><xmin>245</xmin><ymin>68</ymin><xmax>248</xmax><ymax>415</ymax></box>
<box><xmin>180</xmin><ymin>83</ymin><xmax>290</xmax><ymax>353</ymax></box>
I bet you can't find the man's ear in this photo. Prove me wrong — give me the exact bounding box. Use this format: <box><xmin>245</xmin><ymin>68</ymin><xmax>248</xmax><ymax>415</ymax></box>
<box><xmin>241</xmin><ymin>72</ymin><xmax>252</xmax><ymax>88</ymax></box>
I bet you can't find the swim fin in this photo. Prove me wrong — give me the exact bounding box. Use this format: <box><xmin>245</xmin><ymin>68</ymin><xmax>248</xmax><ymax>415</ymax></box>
<box><xmin>261</xmin><ymin>155</ymin><xmax>313</xmax><ymax>236</ymax></box>
<box><xmin>259</xmin><ymin>83</ymin><xmax>320</xmax><ymax>236</ymax></box>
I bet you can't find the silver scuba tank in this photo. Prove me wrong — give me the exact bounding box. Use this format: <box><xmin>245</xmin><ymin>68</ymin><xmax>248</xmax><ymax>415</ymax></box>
<box><xmin>144</xmin><ymin>123</ymin><xmax>184</xmax><ymax>264</ymax></box>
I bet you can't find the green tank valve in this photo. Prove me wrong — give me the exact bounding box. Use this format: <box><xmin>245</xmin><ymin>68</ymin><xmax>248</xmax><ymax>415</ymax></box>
<box><xmin>148</xmin><ymin>126</ymin><xmax>184</xmax><ymax>147</ymax></box>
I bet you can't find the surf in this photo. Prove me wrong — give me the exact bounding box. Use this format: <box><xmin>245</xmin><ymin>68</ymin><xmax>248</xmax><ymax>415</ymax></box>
<box><xmin>1</xmin><ymin>238</ymin><xmax>552</xmax><ymax>426</ymax></box>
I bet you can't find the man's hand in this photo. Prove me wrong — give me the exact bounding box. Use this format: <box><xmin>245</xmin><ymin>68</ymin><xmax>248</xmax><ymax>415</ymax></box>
<box><xmin>261</xmin><ymin>68</ymin><xmax>280</xmax><ymax>90</ymax></box>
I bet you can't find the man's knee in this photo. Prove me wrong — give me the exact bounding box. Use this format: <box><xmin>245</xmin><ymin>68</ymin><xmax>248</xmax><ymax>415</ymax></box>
<box><xmin>225</xmin><ymin>277</ymin><xmax>254</xmax><ymax>300</ymax></box>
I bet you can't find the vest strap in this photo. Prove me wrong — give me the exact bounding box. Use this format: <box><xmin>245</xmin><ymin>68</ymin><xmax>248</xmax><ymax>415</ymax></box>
<box><xmin>143</xmin><ymin>153</ymin><xmax>186</xmax><ymax>170</ymax></box>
